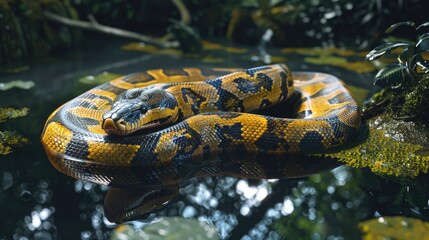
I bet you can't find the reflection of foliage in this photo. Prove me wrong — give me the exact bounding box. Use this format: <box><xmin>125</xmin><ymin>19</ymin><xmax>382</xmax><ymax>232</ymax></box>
<box><xmin>360</xmin><ymin>169</ymin><xmax>429</xmax><ymax>220</ymax></box>
<box><xmin>272</xmin><ymin>168</ymin><xmax>365</xmax><ymax>239</ymax></box>
<box><xmin>111</xmin><ymin>217</ymin><xmax>219</xmax><ymax>240</ymax></box>
<box><xmin>282</xmin><ymin>47</ymin><xmax>376</xmax><ymax>73</ymax></box>
<box><xmin>365</xmin><ymin>21</ymin><xmax>429</xmax><ymax>122</ymax></box>
<box><xmin>319</xmin><ymin>115</ymin><xmax>429</xmax><ymax>177</ymax></box>
<box><xmin>359</xmin><ymin>216</ymin><xmax>429</xmax><ymax>239</ymax></box>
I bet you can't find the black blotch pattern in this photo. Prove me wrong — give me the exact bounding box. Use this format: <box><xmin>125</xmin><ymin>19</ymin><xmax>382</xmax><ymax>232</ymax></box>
<box><xmin>234</xmin><ymin>77</ymin><xmax>261</xmax><ymax>94</ymax></box>
<box><xmin>255</xmin><ymin>119</ymin><xmax>289</xmax><ymax>152</ymax></box>
<box><xmin>181</xmin><ymin>88</ymin><xmax>206</xmax><ymax>114</ymax></box>
<box><xmin>73</xmin><ymin>100</ymin><xmax>99</xmax><ymax>110</ymax></box>
<box><xmin>243</xmin><ymin>66</ymin><xmax>271</xmax><ymax>76</ymax></box>
<box><xmin>296</xmin><ymin>110</ymin><xmax>313</xmax><ymax>119</ymax></box>
<box><xmin>259</xmin><ymin>99</ymin><xmax>272</xmax><ymax>109</ymax></box>
<box><xmin>299</xmin><ymin>131</ymin><xmax>325</xmax><ymax>152</ymax></box>
<box><xmin>65</xmin><ymin>136</ymin><xmax>89</xmax><ymax>160</ymax></box>
<box><xmin>84</xmin><ymin>93</ymin><xmax>113</xmax><ymax>104</ymax></box>
<box><xmin>257</xmin><ymin>73</ymin><xmax>273</xmax><ymax>91</ymax></box>
<box><xmin>207</xmin><ymin>79</ymin><xmax>244</xmax><ymax>111</ymax></box>
<box><xmin>279</xmin><ymin>71</ymin><xmax>289</xmax><ymax>100</ymax></box>
<box><xmin>215</xmin><ymin>123</ymin><xmax>243</xmax><ymax>149</ymax></box>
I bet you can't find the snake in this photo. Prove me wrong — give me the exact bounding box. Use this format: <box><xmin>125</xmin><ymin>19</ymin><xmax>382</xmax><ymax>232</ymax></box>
<box><xmin>41</xmin><ymin>64</ymin><xmax>361</xmax><ymax>187</ymax></box>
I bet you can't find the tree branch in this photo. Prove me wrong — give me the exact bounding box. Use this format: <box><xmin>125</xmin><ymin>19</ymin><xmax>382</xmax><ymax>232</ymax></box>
<box><xmin>43</xmin><ymin>11</ymin><xmax>179</xmax><ymax>48</ymax></box>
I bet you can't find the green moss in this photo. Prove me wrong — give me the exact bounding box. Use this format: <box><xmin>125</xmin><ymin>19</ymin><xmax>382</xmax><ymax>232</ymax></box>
<box><xmin>0</xmin><ymin>131</ymin><xmax>28</xmax><ymax>155</ymax></box>
<box><xmin>316</xmin><ymin>115</ymin><xmax>429</xmax><ymax>177</ymax></box>
<box><xmin>0</xmin><ymin>107</ymin><xmax>29</xmax><ymax>155</ymax></box>
<box><xmin>359</xmin><ymin>216</ymin><xmax>429</xmax><ymax>240</ymax></box>
<box><xmin>78</xmin><ymin>72</ymin><xmax>122</xmax><ymax>85</ymax></box>
<box><xmin>0</xmin><ymin>107</ymin><xmax>29</xmax><ymax>122</ymax></box>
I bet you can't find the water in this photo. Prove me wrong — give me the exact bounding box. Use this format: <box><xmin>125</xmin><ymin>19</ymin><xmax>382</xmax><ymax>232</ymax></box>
<box><xmin>1</xmin><ymin>33</ymin><xmax>427</xmax><ymax>239</ymax></box>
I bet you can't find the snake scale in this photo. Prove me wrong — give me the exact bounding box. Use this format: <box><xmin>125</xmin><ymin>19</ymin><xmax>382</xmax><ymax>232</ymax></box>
<box><xmin>41</xmin><ymin>64</ymin><xmax>361</xmax><ymax>187</ymax></box>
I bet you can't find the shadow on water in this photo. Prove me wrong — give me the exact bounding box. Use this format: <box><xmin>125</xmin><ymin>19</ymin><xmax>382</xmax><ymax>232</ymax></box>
<box><xmin>1</xmin><ymin>33</ymin><xmax>428</xmax><ymax>239</ymax></box>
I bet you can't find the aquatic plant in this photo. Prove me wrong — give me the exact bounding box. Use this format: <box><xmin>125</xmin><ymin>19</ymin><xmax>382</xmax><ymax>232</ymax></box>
<box><xmin>365</xmin><ymin>21</ymin><xmax>429</xmax><ymax>122</ymax></box>
<box><xmin>0</xmin><ymin>107</ymin><xmax>29</xmax><ymax>155</ymax></box>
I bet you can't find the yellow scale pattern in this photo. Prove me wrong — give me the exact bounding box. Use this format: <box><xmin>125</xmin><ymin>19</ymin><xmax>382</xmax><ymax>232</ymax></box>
<box><xmin>87</xmin><ymin>141</ymin><xmax>140</xmax><ymax>165</ymax></box>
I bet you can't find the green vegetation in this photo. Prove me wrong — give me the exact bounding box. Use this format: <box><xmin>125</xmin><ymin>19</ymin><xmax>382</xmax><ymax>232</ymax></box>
<box><xmin>365</xmin><ymin>21</ymin><xmax>429</xmax><ymax>123</ymax></box>
<box><xmin>359</xmin><ymin>216</ymin><xmax>429</xmax><ymax>239</ymax></box>
<box><xmin>0</xmin><ymin>107</ymin><xmax>29</xmax><ymax>155</ymax></box>
<box><xmin>0</xmin><ymin>0</ymin><xmax>80</xmax><ymax>65</ymax></box>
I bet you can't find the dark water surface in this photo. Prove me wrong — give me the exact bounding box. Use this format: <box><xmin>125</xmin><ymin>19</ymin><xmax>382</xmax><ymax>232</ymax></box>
<box><xmin>2</xmin><ymin>34</ymin><xmax>424</xmax><ymax>239</ymax></box>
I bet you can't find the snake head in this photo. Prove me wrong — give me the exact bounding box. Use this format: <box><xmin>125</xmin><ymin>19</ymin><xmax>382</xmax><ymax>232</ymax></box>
<box><xmin>102</xmin><ymin>87</ymin><xmax>179</xmax><ymax>135</ymax></box>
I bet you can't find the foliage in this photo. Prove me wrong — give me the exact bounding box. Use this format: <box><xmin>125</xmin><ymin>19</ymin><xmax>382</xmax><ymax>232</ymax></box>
<box><xmin>359</xmin><ymin>216</ymin><xmax>429</xmax><ymax>239</ymax></box>
<box><xmin>0</xmin><ymin>107</ymin><xmax>29</xmax><ymax>123</ymax></box>
<box><xmin>0</xmin><ymin>0</ymin><xmax>80</xmax><ymax>65</ymax></box>
<box><xmin>0</xmin><ymin>131</ymin><xmax>28</xmax><ymax>155</ymax></box>
<box><xmin>365</xmin><ymin>21</ymin><xmax>429</xmax><ymax>122</ymax></box>
<box><xmin>0</xmin><ymin>107</ymin><xmax>29</xmax><ymax>155</ymax></box>
<box><xmin>110</xmin><ymin>217</ymin><xmax>219</xmax><ymax>240</ymax></box>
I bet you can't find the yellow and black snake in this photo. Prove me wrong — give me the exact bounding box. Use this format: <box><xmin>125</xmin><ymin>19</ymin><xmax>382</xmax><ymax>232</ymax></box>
<box><xmin>41</xmin><ymin>64</ymin><xmax>361</xmax><ymax>187</ymax></box>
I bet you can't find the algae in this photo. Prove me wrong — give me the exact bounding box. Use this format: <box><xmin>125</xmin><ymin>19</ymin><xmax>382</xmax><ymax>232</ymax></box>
<box><xmin>359</xmin><ymin>216</ymin><xmax>429</xmax><ymax>240</ymax></box>
<box><xmin>0</xmin><ymin>107</ymin><xmax>29</xmax><ymax>122</ymax></box>
<box><xmin>0</xmin><ymin>107</ymin><xmax>29</xmax><ymax>155</ymax></box>
<box><xmin>317</xmin><ymin>115</ymin><xmax>429</xmax><ymax>177</ymax></box>
<box><xmin>78</xmin><ymin>72</ymin><xmax>122</xmax><ymax>85</ymax></box>
<box><xmin>0</xmin><ymin>80</ymin><xmax>35</xmax><ymax>91</ymax></box>
<box><xmin>0</xmin><ymin>131</ymin><xmax>28</xmax><ymax>155</ymax></box>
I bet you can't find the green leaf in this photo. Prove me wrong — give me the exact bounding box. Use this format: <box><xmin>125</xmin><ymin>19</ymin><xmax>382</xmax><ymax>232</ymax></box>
<box><xmin>167</xmin><ymin>20</ymin><xmax>203</xmax><ymax>53</ymax></box>
<box><xmin>366</xmin><ymin>42</ymin><xmax>412</xmax><ymax>61</ymax></box>
<box><xmin>385</xmin><ymin>21</ymin><xmax>415</xmax><ymax>34</ymax></box>
<box><xmin>416</xmin><ymin>21</ymin><xmax>429</xmax><ymax>30</ymax></box>
<box><xmin>415</xmin><ymin>33</ymin><xmax>429</xmax><ymax>53</ymax></box>
<box><xmin>398</xmin><ymin>48</ymin><xmax>411</xmax><ymax>64</ymax></box>
<box><xmin>374</xmin><ymin>63</ymin><xmax>408</xmax><ymax>88</ymax></box>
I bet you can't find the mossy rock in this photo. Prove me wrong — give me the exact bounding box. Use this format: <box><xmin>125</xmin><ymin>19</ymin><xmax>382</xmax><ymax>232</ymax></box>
<box><xmin>318</xmin><ymin>114</ymin><xmax>429</xmax><ymax>177</ymax></box>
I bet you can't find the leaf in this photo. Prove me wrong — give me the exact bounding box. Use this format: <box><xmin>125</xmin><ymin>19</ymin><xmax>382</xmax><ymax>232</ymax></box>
<box><xmin>398</xmin><ymin>48</ymin><xmax>411</xmax><ymax>64</ymax></box>
<box><xmin>374</xmin><ymin>63</ymin><xmax>408</xmax><ymax>88</ymax></box>
<box><xmin>167</xmin><ymin>20</ymin><xmax>203</xmax><ymax>53</ymax></box>
<box><xmin>385</xmin><ymin>21</ymin><xmax>415</xmax><ymax>34</ymax></box>
<box><xmin>385</xmin><ymin>21</ymin><xmax>417</xmax><ymax>43</ymax></box>
<box><xmin>415</xmin><ymin>33</ymin><xmax>429</xmax><ymax>54</ymax></box>
<box><xmin>416</xmin><ymin>21</ymin><xmax>429</xmax><ymax>30</ymax></box>
<box><xmin>366</xmin><ymin>42</ymin><xmax>412</xmax><ymax>61</ymax></box>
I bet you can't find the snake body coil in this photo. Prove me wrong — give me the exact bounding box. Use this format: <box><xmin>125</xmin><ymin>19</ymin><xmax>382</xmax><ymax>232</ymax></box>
<box><xmin>41</xmin><ymin>64</ymin><xmax>361</xmax><ymax>186</ymax></box>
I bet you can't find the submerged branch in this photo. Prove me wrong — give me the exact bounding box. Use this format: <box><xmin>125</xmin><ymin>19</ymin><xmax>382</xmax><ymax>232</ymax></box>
<box><xmin>43</xmin><ymin>11</ymin><xmax>179</xmax><ymax>48</ymax></box>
